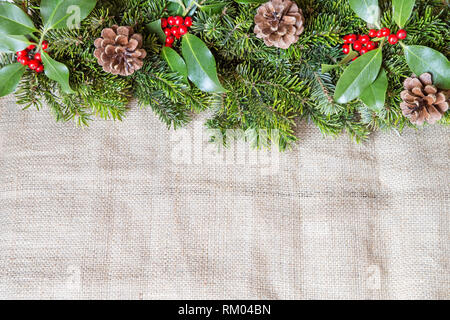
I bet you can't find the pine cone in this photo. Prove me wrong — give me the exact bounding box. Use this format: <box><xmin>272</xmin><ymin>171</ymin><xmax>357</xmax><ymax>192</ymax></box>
<box><xmin>94</xmin><ymin>25</ymin><xmax>147</xmax><ymax>76</ymax></box>
<box><xmin>400</xmin><ymin>73</ymin><xmax>449</xmax><ymax>125</ymax></box>
<box><xmin>254</xmin><ymin>0</ymin><xmax>305</xmax><ymax>49</ymax></box>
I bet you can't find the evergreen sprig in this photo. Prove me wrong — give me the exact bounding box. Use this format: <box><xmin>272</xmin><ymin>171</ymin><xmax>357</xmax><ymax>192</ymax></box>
<box><xmin>1</xmin><ymin>0</ymin><xmax>448</xmax><ymax>150</ymax></box>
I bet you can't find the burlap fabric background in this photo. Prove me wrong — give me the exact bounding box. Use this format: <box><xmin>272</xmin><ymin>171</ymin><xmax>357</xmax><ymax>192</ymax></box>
<box><xmin>0</xmin><ymin>94</ymin><xmax>448</xmax><ymax>300</ymax></box>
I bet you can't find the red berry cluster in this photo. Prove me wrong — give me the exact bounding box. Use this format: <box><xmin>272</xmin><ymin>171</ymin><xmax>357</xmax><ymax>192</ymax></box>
<box><xmin>16</xmin><ymin>41</ymin><xmax>49</xmax><ymax>73</ymax></box>
<box><xmin>342</xmin><ymin>28</ymin><xmax>407</xmax><ymax>60</ymax></box>
<box><xmin>161</xmin><ymin>16</ymin><xmax>193</xmax><ymax>47</ymax></box>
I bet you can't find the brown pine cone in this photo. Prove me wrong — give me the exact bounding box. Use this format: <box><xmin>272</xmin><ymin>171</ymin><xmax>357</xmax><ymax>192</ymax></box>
<box><xmin>400</xmin><ymin>73</ymin><xmax>449</xmax><ymax>125</ymax></box>
<box><xmin>94</xmin><ymin>25</ymin><xmax>147</xmax><ymax>76</ymax></box>
<box><xmin>254</xmin><ymin>0</ymin><xmax>305</xmax><ymax>49</ymax></box>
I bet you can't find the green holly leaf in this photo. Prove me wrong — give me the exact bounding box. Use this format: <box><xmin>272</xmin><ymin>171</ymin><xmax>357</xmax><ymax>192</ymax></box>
<box><xmin>41</xmin><ymin>51</ymin><xmax>75</xmax><ymax>94</ymax></box>
<box><xmin>0</xmin><ymin>35</ymin><xmax>32</xmax><ymax>53</ymax></box>
<box><xmin>200</xmin><ymin>1</ymin><xmax>227</xmax><ymax>14</ymax></box>
<box><xmin>167</xmin><ymin>0</ymin><xmax>184</xmax><ymax>15</ymax></box>
<box><xmin>168</xmin><ymin>0</ymin><xmax>196</xmax><ymax>16</ymax></box>
<box><xmin>0</xmin><ymin>2</ymin><xmax>37</xmax><ymax>35</ymax></box>
<box><xmin>392</xmin><ymin>0</ymin><xmax>415</xmax><ymax>29</ymax></box>
<box><xmin>0</xmin><ymin>63</ymin><xmax>26</xmax><ymax>97</ymax></box>
<box><xmin>162</xmin><ymin>46</ymin><xmax>188</xmax><ymax>84</ymax></box>
<box><xmin>40</xmin><ymin>0</ymin><xmax>97</xmax><ymax>30</ymax></box>
<box><xmin>348</xmin><ymin>0</ymin><xmax>380</xmax><ymax>26</ymax></box>
<box><xmin>147</xmin><ymin>19</ymin><xmax>166</xmax><ymax>43</ymax></box>
<box><xmin>360</xmin><ymin>68</ymin><xmax>388</xmax><ymax>112</ymax></box>
<box><xmin>181</xmin><ymin>34</ymin><xmax>225</xmax><ymax>93</ymax></box>
<box><xmin>402</xmin><ymin>45</ymin><xmax>450</xmax><ymax>90</ymax></box>
<box><xmin>334</xmin><ymin>48</ymin><xmax>383</xmax><ymax>104</ymax></box>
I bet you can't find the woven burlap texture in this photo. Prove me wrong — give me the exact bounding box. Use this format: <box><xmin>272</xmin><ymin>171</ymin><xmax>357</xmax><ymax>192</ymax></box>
<box><xmin>0</xmin><ymin>95</ymin><xmax>449</xmax><ymax>300</ymax></box>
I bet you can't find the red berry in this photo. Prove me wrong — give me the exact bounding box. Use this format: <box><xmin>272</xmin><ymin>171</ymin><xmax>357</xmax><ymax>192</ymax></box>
<box><xmin>17</xmin><ymin>56</ymin><xmax>29</xmax><ymax>65</ymax></box>
<box><xmin>166</xmin><ymin>35</ymin><xmax>175</xmax><ymax>44</ymax></box>
<box><xmin>34</xmin><ymin>52</ymin><xmax>42</xmax><ymax>61</ymax></box>
<box><xmin>161</xmin><ymin>18</ymin><xmax>168</xmax><ymax>29</ymax></box>
<box><xmin>171</xmin><ymin>26</ymin><xmax>180</xmax><ymax>38</ymax></box>
<box><xmin>360</xmin><ymin>47</ymin><xmax>368</xmax><ymax>55</ymax></box>
<box><xmin>359</xmin><ymin>35</ymin><xmax>370</xmax><ymax>44</ymax></box>
<box><xmin>184</xmin><ymin>16</ymin><xmax>193</xmax><ymax>27</ymax></box>
<box><xmin>35</xmin><ymin>64</ymin><xmax>44</xmax><ymax>73</ymax></box>
<box><xmin>388</xmin><ymin>34</ymin><xmax>398</xmax><ymax>45</ymax></box>
<box><xmin>366</xmin><ymin>41</ymin><xmax>376</xmax><ymax>50</ymax></box>
<box><xmin>28</xmin><ymin>59</ymin><xmax>39</xmax><ymax>70</ymax></box>
<box><xmin>165</xmin><ymin>43</ymin><xmax>173</xmax><ymax>48</ymax></box>
<box><xmin>167</xmin><ymin>16</ymin><xmax>176</xmax><ymax>25</ymax></box>
<box><xmin>164</xmin><ymin>28</ymin><xmax>172</xmax><ymax>37</ymax></box>
<box><xmin>179</xmin><ymin>25</ymin><xmax>188</xmax><ymax>36</ymax></box>
<box><xmin>174</xmin><ymin>16</ymin><xmax>184</xmax><ymax>26</ymax></box>
<box><xmin>352</xmin><ymin>56</ymin><xmax>358</xmax><ymax>61</ymax></box>
<box><xmin>42</xmin><ymin>41</ymin><xmax>49</xmax><ymax>50</ymax></box>
<box><xmin>342</xmin><ymin>45</ymin><xmax>350</xmax><ymax>54</ymax></box>
<box><xmin>397</xmin><ymin>29</ymin><xmax>407</xmax><ymax>40</ymax></box>
<box><xmin>353</xmin><ymin>41</ymin><xmax>362</xmax><ymax>51</ymax></box>
<box><xmin>369</xmin><ymin>29</ymin><xmax>377</xmax><ymax>37</ymax></box>
<box><xmin>16</xmin><ymin>50</ymin><xmax>28</xmax><ymax>57</ymax></box>
<box><xmin>347</xmin><ymin>34</ymin><xmax>357</xmax><ymax>44</ymax></box>
<box><xmin>27</xmin><ymin>44</ymin><xmax>36</xmax><ymax>50</ymax></box>
<box><xmin>381</xmin><ymin>28</ymin><xmax>390</xmax><ymax>37</ymax></box>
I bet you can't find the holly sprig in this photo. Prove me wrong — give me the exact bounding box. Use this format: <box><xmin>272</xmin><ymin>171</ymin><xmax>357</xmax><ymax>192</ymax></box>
<box><xmin>146</xmin><ymin>0</ymin><xmax>226</xmax><ymax>94</ymax></box>
<box><xmin>330</xmin><ymin>0</ymin><xmax>450</xmax><ymax>112</ymax></box>
<box><xmin>0</xmin><ymin>0</ymin><xmax>97</xmax><ymax>97</ymax></box>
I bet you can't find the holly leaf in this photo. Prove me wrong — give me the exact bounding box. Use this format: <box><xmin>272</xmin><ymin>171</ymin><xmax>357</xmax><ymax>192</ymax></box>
<box><xmin>392</xmin><ymin>0</ymin><xmax>415</xmax><ymax>29</ymax></box>
<box><xmin>200</xmin><ymin>1</ymin><xmax>227</xmax><ymax>14</ymax></box>
<box><xmin>0</xmin><ymin>63</ymin><xmax>26</xmax><ymax>97</ymax></box>
<box><xmin>167</xmin><ymin>0</ymin><xmax>184</xmax><ymax>15</ymax></box>
<box><xmin>162</xmin><ymin>46</ymin><xmax>188</xmax><ymax>84</ymax></box>
<box><xmin>167</xmin><ymin>0</ymin><xmax>196</xmax><ymax>16</ymax></box>
<box><xmin>41</xmin><ymin>51</ymin><xmax>75</xmax><ymax>94</ymax></box>
<box><xmin>0</xmin><ymin>35</ymin><xmax>32</xmax><ymax>53</ymax></box>
<box><xmin>181</xmin><ymin>34</ymin><xmax>225</xmax><ymax>93</ymax></box>
<box><xmin>40</xmin><ymin>0</ymin><xmax>97</xmax><ymax>30</ymax></box>
<box><xmin>147</xmin><ymin>19</ymin><xmax>166</xmax><ymax>43</ymax></box>
<box><xmin>334</xmin><ymin>48</ymin><xmax>383</xmax><ymax>104</ymax></box>
<box><xmin>348</xmin><ymin>0</ymin><xmax>380</xmax><ymax>26</ymax></box>
<box><xmin>0</xmin><ymin>2</ymin><xmax>37</xmax><ymax>35</ymax></box>
<box><xmin>360</xmin><ymin>68</ymin><xmax>388</xmax><ymax>112</ymax></box>
<box><xmin>402</xmin><ymin>45</ymin><xmax>450</xmax><ymax>90</ymax></box>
